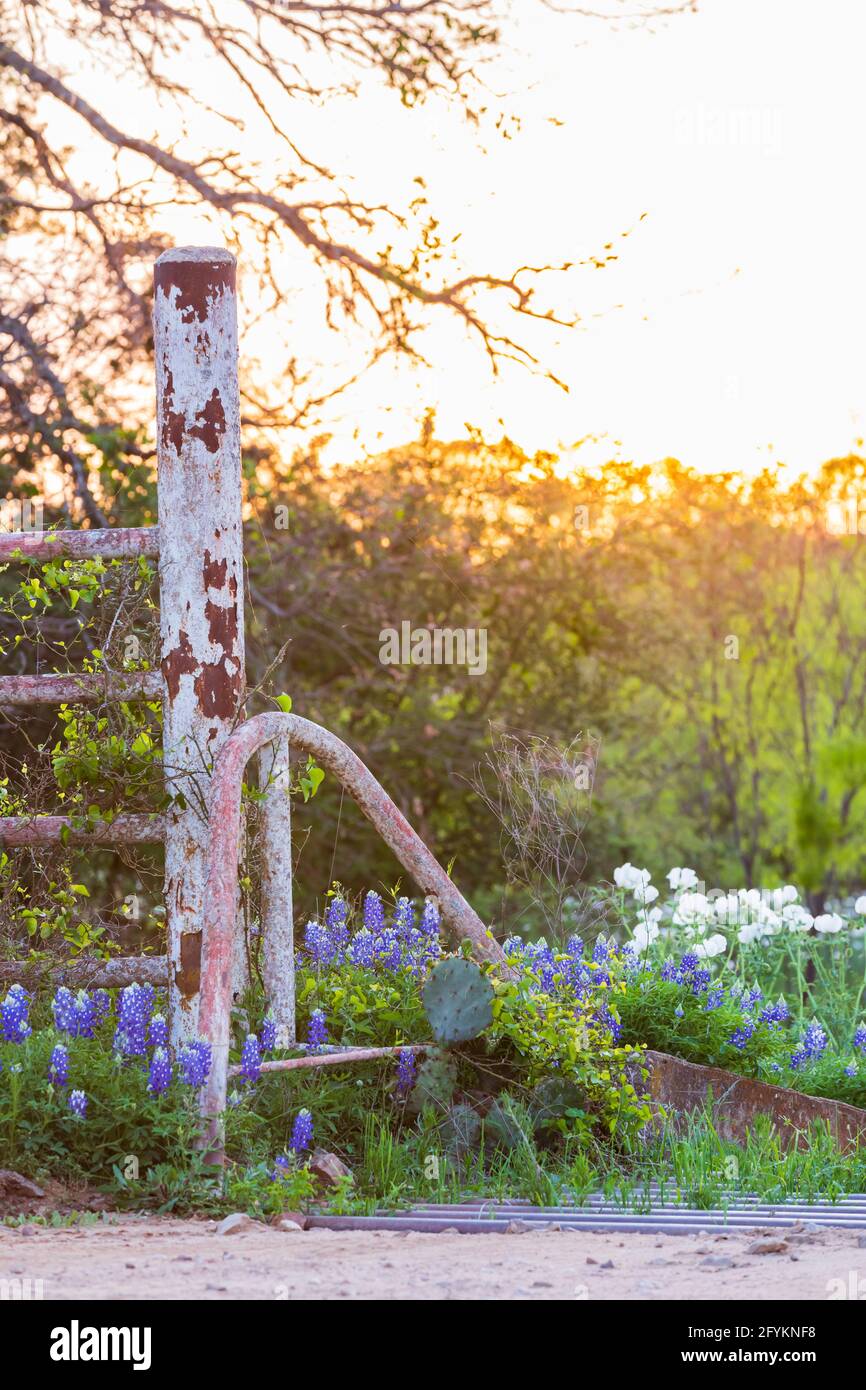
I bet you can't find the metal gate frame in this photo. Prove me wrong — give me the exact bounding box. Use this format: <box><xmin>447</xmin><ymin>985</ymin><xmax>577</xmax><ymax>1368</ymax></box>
<box><xmin>197</xmin><ymin>710</ymin><xmax>503</xmax><ymax>1158</ymax></box>
<box><xmin>0</xmin><ymin>243</ymin><xmax>505</xmax><ymax>1091</ymax></box>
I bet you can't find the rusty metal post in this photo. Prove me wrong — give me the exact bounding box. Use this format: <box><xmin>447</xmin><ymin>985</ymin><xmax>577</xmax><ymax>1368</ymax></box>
<box><xmin>154</xmin><ymin>247</ymin><xmax>245</xmax><ymax>1046</ymax></box>
<box><xmin>258</xmin><ymin>737</ymin><xmax>295</xmax><ymax>1045</ymax></box>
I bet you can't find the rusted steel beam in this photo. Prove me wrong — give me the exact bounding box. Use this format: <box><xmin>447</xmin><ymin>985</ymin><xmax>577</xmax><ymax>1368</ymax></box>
<box><xmin>258</xmin><ymin>737</ymin><xmax>294</xmax><ymax>1045</ymax></box>
<box><xmin>0</xmin><ymin>672</ymin><xmax>161</xmax><ymax>705</ymax></box>
<box><xmin>198</xmin><ymin>711</ymin><xmax>506</xmax><ymax>1154</ymax></box>
<box><xmin>154</xmin><ymin>246</ymin><xmax>245</xmax><ymax>1047</ymax></box>
<box><xmin>0</xmin><ymin>956</ymin><xmax>167</xmax><ymax>987</ymax></box>
<box><xmin>0</xmin><ymin>814</ymin><xmax>165</xmax><ymax>846</ymax></box>
<box><xmin>0</xmin><ymin>526</ymin><xmax>159</xmax><ymax>564</ymax></box>
<box><xmin>228</xmin><ymin>1044</ymin><xmax>432</xmax><ymax>1077</ymax></box>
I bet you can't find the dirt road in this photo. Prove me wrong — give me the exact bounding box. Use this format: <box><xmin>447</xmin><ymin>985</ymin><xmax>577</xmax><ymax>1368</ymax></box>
<box><xmin>1</xmin><ymin>1216</ymin><xmax>863</xmax><ymax>1299</ymax></box>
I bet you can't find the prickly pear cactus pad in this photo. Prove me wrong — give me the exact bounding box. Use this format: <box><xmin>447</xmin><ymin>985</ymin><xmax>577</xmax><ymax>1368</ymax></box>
<box><xmin>422</xmin><ymin>956</ymin><xmax>494</xmax><ymax>1044</ymax></box>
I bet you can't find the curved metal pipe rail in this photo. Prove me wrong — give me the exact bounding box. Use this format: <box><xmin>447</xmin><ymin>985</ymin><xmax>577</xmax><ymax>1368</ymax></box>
<box><xmin>198</xmin><ymin>711</ymin><xmax>505</xmax><ymax>1152</ymax></box>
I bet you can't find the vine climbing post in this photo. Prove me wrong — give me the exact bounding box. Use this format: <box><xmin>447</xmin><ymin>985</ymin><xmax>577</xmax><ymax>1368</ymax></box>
<box><xmin>154</xmin><ymin>246</ymin><xmax>245</xmax><ymax>1046</ymax></box>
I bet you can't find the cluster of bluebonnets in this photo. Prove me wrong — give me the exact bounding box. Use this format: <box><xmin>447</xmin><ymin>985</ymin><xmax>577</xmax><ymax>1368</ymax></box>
<box><xmin>0</xmin><ymin>978</ymin><xmax>214</xmax><ymax>1119</ymax></box>
<box><xmin>502</xmin><ymin>930</ymin><xmax>866</xmax><ymax>1081</ymax></box>
<box><xmin>303</xmin><ymin>890</ymin><xmax>442</xmax><ymax>975</ymax></box>
<box><xmin>5</xmin><ymin>876</ymin><xmax>866</xmax><ymax>1161</ymax></box>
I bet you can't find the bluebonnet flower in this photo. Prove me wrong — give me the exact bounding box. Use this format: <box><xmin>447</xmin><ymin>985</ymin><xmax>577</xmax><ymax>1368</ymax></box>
<box><xmin>303</xmin><ymin>919</ymin><xmax>336</xmax><ymax>969</ymax></box>
<box><xmin>363</xmin><ymin>891</ymin><xmax>386</xmax><ymax>935</ymax></box>
<box><xmin>742</xmin><ymin>985</ymin><xmax>764</xmax><ymax>1012</ymax></box>
<box><xmin>290</xmin><ymin>1108</ymin><xmax>314</xmax><ymax>1153</ymax></box>
<box><xmin>421</xmin><ymin>900</ymin><xmax>440</xmax><ymax>942</ymax></box>
<box><xmin>270</xmin><ymin>1153</ymin><xmax>292</xmax><ymax>1182</ymax></box>
<box><xmin>688</xmin><ymin>968</ymin><xmax>712</xmax><ymax>996</ymax></box>
<box><xmin>68</xmin><ymin>1089</ymin><xmax>87</xmax><ymax>1119</ymax></box>
<box><xmin>396</xmin><ymin>1047</ymin><xmax>416</xmax><ymax>1096</ymax></box>
<box><xmin>802</xmin><ymin>1019</ymin><xmax>828</xmax><ymax>1060</ymax></box>
<box><xmin>347</xmin><ymin>927</ymin><xmax>375</xmax><ymax>968</ymax></box>
<box><xmin>680</xmin><ymin>952</ymin><xmax>699</xmax><ymax>973</ymax></box>
<box><xmin>502</xmin><ymin>935</ymin><xmax>527</xmax><ymax>962</ymax></box>
<box><xmin>704</xmin><ymin>986</ymin><xmax>725</xmax><ymax>1011</ymax></box>
<box><xmin>113</xmin><ymin>983</ymin><xmax>152</xmax><ymax>1057</ymax></box>
<box><xmin>759</xmin><ymin>996</ymin><xmax>790</xmax><ymax>1027</ymax></box>
<box><xmin>147</xmin><ymin>1013</ymin><xmax>169</xmax><ymax>1048</ymax></box>
<box><xmin>239</xmin><ymin>1034</ymin><xmax>262</xmax><ymax>1084</ymax></box>
<box><xmin>93</xmin><ymin>990</ymin><xmax>112</xmax><ymax>1024</ymax></box>
<box><xmin>854</xmin><ymin>1024</ymin><xmax>866</xmax><ymax>1052</ymax></box>
<box><xmin>52</xmin><ymin>986</ymin><xmax>78</xmax><ymax>1035</ymax></box>
<box><xmin>845</xmin><ymin>1063</ymin><xmax>858</xmax><ymax>1077</ymax></box>
<box><xmin>594</xmin><ymin>1001</ymin><xmax>622</xmax><ymax>1042</ymax></box>
<box><xmin>147</xmin><ymin>1047</ymin><xmax>172</xmax><ymax>1094</ymax></box>
<box><xmin>74</xmin><ymin>991</ymin><xmax>97</xmax><ymax>1039</ymax></box>
<box><xmin>393</xmin><ymin>897</ymin><xmax>415</xmax><ymax>940</ymax></box>
<box><xmin>178</xmin><ymin>1039</ymin><xmax>211</xmax><ymax>1088</ymax></box>
<box><xmin>325</xmin><ymin>896</ymin><xmax>349</xmax><ymax>955</ymax></box>
<box><xmin>260</xmin><ymin>1011</ymin><xmax>277</xmax><ymax>1053</ymax></box>
<box><xmin>674</xmin><ymin>1005</ymin><xmax>684</xmax><ymax>1018</ymax></box>
<box><xmin>48</xmin><ymin>1043</ymin><xmax>69</xmax><ymax>1087</ymax></box>
<box><xmin>729</xmin><ymin>1020</ymin><xmax>756</xmax><ymax>1050</ymax></box>
<box><xmin>374</xmin><ymin>927</ymin><xmax>402</xmax><ymax>972</ymax></box>
<box><xmin>592</xmin><ymin>935</ymin><xmax>611</xmax><ymax>965</ymax></box>
<box><xmin>1</xmin><ymin>984</ymin><xmax>31</xmax><ymax>1044</ymax></box>
<box><xmin>307</xmin><ymin>1008</ymin><xmax>328</xmax><ymax>1049</ymax></box>
<box><xmin>660</xmin><ymin>959</ymin><xmax>682</xmax><ymax>983</ymax></box>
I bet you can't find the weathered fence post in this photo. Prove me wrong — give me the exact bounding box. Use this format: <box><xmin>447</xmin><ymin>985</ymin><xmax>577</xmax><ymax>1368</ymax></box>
<box><xmin>258</xmin><ymin>737</ymin><xmax>295</xmax><ymax>1045</ymax></box>
<box><xmin>154</xmin><ymin>247</ymin><xmax>245</xmax><ymax>1046</ymax></box>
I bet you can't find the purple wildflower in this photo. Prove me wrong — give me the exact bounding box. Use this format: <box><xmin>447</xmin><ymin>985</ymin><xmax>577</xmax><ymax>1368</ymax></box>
<box><xmin>239</xmin><ymin>1033</ymin><xmax>262</xmax><ymax>1084</ymax></box>
<box><xmin>260</xmin><ymin>1011</ymin><xmax>277</xmax><ymax>1053</ymax></box>
<box><xmin>147</xmin><ymin>1013</ymin><xmax>169</xmax><ymax>1048</ymax></box>
<box><xmin>325</xmin><ymin>896</ymin><xmax>349</xmax><ymax>955</ymax></box>
<box><xmin>147</xmin><ymin>1047</ymin><xmax>172</xmax><ymax>1094</ymax></box>
<box><xmin>68</xmin><ymin>1089</ymin><xmax>87</xmax><ymax>1119</ymax></box>
<box><xmin>396</xmin><ymin>1047</ymin><xmax>416</xmax><ymax>1096</ymax></box>
<box><xmin>1</xmin><ymin>985</ymin><xmax>31</xmax><ymax>1044</ymax></box>
<box><xmin>729</xmin><ymin>1020</ymin><xmax>756</xmax><ymax>1051</ymax></box>
<box><xmin>290</xmin><ymin>1108</ymin><xmax>314</xmax><ymax>1153</ymax></box>
<box><xmin>854</xmin><ymin>1024</ymin><xmax>866</xmax><ymax>1052</ymax></box>
<box><xmin>48</xmin><ymin>1043</ymin><xmax>69</xmax><ymax>1087</ymax></box>
<box><xmin>347</xmin><ymin>927</ymin><xmax>375</xmax><ymax>968</ymax></box>
<box><xmin>306</xmin><ymin>1008</ymin><xmax>328</xmax><ymax>1049</ymax></box>
<box><xmin>178</xmin><ymin>1039</ymin><xmax>211</xmax><ymax>1088</ymax></box>
<box><xmin>363</xmin><ymin>891</ymin><xmax>386</xmax><ymax>935</ymax></box>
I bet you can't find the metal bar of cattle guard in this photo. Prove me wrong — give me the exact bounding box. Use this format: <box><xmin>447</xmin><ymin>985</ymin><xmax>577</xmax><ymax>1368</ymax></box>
<box><xmin>153</xmin><ymin>247</ymin><xmax>245</xmax><ymax>1046</ymax></box>
<box><xmin>197</xmin><ymin>711</ymin><xmax>507</xmax><ymax>1159</ymax></box>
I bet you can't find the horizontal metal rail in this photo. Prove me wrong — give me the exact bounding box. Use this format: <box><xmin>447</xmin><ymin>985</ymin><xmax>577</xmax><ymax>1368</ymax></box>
<box><xmin>0</xmin><ymin>672</ymin><xmax>161</xmax><ymax>704</ymax></box>
<box><xmin>0</xmin><ymin>526</ymin><xmax>159</xmax><ymax>563</ymax></box>
<box><xmin>0</xmin><ymin>814</ymin><xmax>165</xmax><ymax>846</ymax></box>
<box><xmin>227</xmin><ymin>1044</ymin><xmax>433</xmax><ymax>1079</ymax></box>
<box><xmin>0</xmin><ymin>956</ymin><xmax>167</xmax><ymax>988</ymax></box>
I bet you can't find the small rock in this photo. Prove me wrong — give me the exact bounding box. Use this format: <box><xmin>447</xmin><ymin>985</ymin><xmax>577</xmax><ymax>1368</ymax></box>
<box><xmin>600</xmin><ymin>1259</ymin><xmax>615</xmax><ymax>1269</ymax></box>
<box><xmin>505</xmin><ymin>1220</ymin><xmax>533</xmax><ymax>1234</ymax></box>
<box><xmin>271</xmin><ymin>1213</ymin><xmax>308</xmax><ymax>1233</ymax></box>
<box><xmin>747</xmin><ymin>1238</ymin><xmax>789</xmax><ymax>1255</ymax></box>
<box><xmin>309</xmin><ymin>1148</ymin><xmax>352</xmax><ymax>1190</ymax></box>
<box><xmin>215</xmin><ymin>1212</ymin><xmax>258</xmax><ymax>1237</ymax></box>
<box><xmin>701</xmin><ymin>1255</ymin><xmax>735</xmax><ymax>1269</ymax></box>
<box><xmin>857</xmin><ymin>1235</ymin><xmax>866</xmax><ymax>1249</ymax></box>
<box><xmin>636</xmin><ymin>1279</ymin><xmax>661</xmax><ymax>1292</ymax></box>
<box><xmin>0</xmin><ymin>1170</ymin><xmax>45</xmax><ymax>1201</ymax></box>
<box><xmin>585</xmin><ymin>1256</ymin><xmax>598</xmax><ymax>1265</ymax></box>
<box><xmin>648</xmin><ymin>1257</ymin><xmax>673</xmax><ymax>1267</ymax></box>
<box><xmin>18</xmin><ymin>1224</ymin><xmax>37</xmax><ymax>1237</ymax></box>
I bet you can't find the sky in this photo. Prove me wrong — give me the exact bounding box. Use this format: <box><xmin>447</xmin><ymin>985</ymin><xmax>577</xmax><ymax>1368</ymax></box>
<box><xmin>57</xmin><ymin>0</ymin><xmax>866</xmax><ymax>476</ymax></box>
